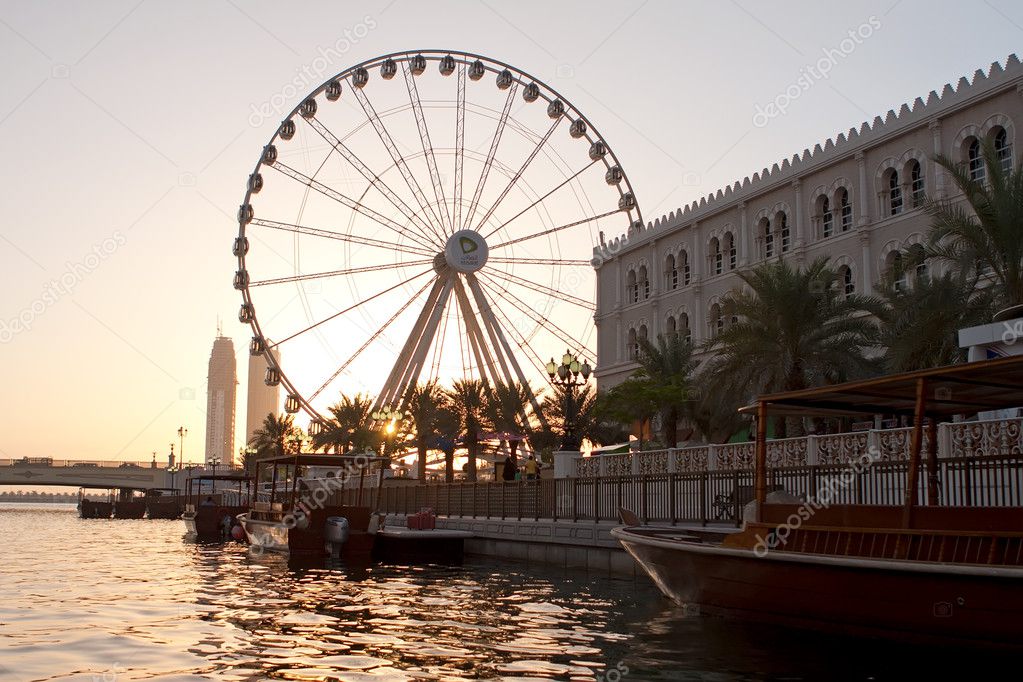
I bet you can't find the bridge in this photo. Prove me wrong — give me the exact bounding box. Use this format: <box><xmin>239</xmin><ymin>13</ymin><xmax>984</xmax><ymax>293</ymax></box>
<box><xmin>0</xmin><ymin>459</ymin><xmax>201</xmax><ymax>490</ymax></box>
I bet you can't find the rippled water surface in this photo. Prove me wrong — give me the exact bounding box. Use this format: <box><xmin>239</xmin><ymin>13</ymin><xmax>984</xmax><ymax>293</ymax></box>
<box><xmin>1</xmin><ymin>504</ymin><xmax>1016</xmax><ymax>681</ymax></box>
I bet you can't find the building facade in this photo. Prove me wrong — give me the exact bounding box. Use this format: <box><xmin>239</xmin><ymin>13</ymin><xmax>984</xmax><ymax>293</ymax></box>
<box><xmin>245</xmin><ymin>348</ymin><xmax>280</xmax><ymax>449</ymax></box>
<box><xmin>593</xmin><ymin>55</ymin><xmax>1022</xmax><ymax>388</ymax></box>
<box><xmin>204</xmin><ymin>334</ymin><xmax>237</xmax><ymax>466</ymax></box>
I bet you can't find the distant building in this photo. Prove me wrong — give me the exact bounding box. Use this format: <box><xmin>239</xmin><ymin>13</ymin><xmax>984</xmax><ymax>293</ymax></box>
<box><xmin>204</xmin><ymin>334</ymin><xmax>237</xmax><ymax>466</ymax></box>
<box><xmin>593</xmin><ymin>54</ymin><xmax>1023</xmax><ymax>388</ymax></box>
<box><xmin>245</xmin><ymin>349</ymin><xmax>280</xmax><ymax>448</ymax></box>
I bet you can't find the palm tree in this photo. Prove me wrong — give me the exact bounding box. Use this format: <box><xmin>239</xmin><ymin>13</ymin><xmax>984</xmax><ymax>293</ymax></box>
<box><xmin>632</xmin><ymin>333</ymin><xmax>699</xmax><ymax>447</ymax></box>
<box><xmin>402</xmin><ymin>381</ymin><xmax>450</xmax><ymax>480</ymax></box>
<box><xmin>486</xmin><ymin>381</ymin><xmax>535</xmax><ymax>465</ymax></box>
<box><xmin>876</xmin><ymin>250</ymin><xmax>994</xmax><ymax>371</ymax></box>
<box><xmin>928</xmin><ymin>139</ymin><xmax>1023</xmax><ymax>311</ymax></box>
<box><xmin>435</xmin><ymin>404</ymin><xmax>461</xmax><ymax>483</ymax></box>
<box><xmin>312</xmin><ymin>394</ymin><xmax>380</xmax><ymax>454</ymax></box>
<box><xmin>248</xmin><ymin>413</ymin><xmax>298</xmax><ymax>472</ymax></box>
<box><xmin>536</xmin><ymin>383</ymin><xmax>629</xmax><ymax>453</ymax></box>
<box><xmin>446</xmin><ymin>379</ymin><xmax>491</xmax><ymax>482</ymax></box>
<box><xmin>596</xmin><ymin>378</ymin><xmax>661</xmax><ymax>449</ymax></box>
<box><xmin>705</xmin><ymin>257</ymin><xmax>880</xmax><ymax>436</ymax></box>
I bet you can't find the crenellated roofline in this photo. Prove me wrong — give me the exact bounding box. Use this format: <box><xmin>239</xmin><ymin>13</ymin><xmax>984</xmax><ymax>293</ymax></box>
<box><xmin>593</xmin><ymin>54</ymin><xmax>1023</xmax><ymax>264</ymax></box>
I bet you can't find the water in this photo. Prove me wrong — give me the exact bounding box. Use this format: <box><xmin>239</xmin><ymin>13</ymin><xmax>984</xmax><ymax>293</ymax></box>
<box><xmin>0</xmin><ymin>504</ymin><xmax>1015</xmax><ymax>681</ymax></box>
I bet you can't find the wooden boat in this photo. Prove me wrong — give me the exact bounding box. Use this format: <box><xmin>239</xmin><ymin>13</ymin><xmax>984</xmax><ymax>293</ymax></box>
<box><xmin>182</xmin><ymin>473</ymin><xmax>252</xmax><ymax>542</ymax></box>
<box><xmin>372</xmin><ymin>526</ymin><xmax>473</xmax><ymax>564</ymax></box>
<box><xmin>145</xmin><ymin>488</ymin><xmax>184</xmax><ymax>519</ymax></box>
<box><xmin>112</xmin><ymin>490</ymin><xmax>147</xmax><ymax>519</ymax></box>
<box><xmin>615</xmin><ymin>355</ymin><xmax>1023</xmax><ymax>647</ymax></box>
<box><xmin>237</xmin><ymin>452</ymin><xmax>388</xmax><ymax>557</ymax></box>
<box><xmin>78</xmin><ymin>490</ymin><xmax>112</xmax><ymax>519</ymax></box>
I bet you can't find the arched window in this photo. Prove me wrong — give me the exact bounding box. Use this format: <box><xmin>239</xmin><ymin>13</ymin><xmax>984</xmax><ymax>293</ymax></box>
<box><xmin>819</xmin><ymin>195</ymin><xmax>833</xmax><ymax>238</ymax></box>
<box><xmin>909</xmin><ymin>244</ymin><xmax>928</xmax><ymax>282</ymax></box>
<box><xmin>679</xmin><ymin>313</ymin><xmax>691</xmax><ymax>344</ymax></box>
<box><xmin>761</xmin><ymin>218</ymin><xmax>773</xmax><ymax>258</ymax></box>
<box><xmin>838</xmin><ymin>188</ymin><xmax>853</xmax><ymax>231</ymax></box>
<box><xmin>627</xmin><ymin>328</ymin><xmax>638</xmax><ymax>360</ymax></box>
<box><xmin>968</xmin><ymin>138</ymin><xmax>985</xmax><ymax>182</ymax></box>
<box><xmin>709</xmin><ymin>303</ymin><xmax>722</xmax><ymax>337</ymax></box>
<box><xmin>995</xmin><ymin>128</ymin><xmax>1013</xmax><ymax>173</ymax></box>
<box><xmin>680</xmin><ymin>250</ymin><xmax>691</xmax><ymax>285</ymax></box>
<box><xmin>665</xmin><ymin>254</ymin><xmax>678</xmax><ymax>290</ymax></box>
<box><xmin>626</xmin><ymin>269</ymin><xmax>638</xmax><ymax>304</ymax></box>
<box><xmin>887</xmin><ymin>170</ymin><xmax>903</xmax><ymax>216</ymax></box>
<box><xmin>779</xmin><ymin>213</ymin><xmax>791</xmax><ymax>252</ymax></box>
<box><xmin>638</xmin><ymin>265</ymin><xmax>650</xmax><ymax>299</ymax></box>
<box><xmin>909</xmin><ymin>161</ymin><xmax>924</xmax><ymax>208</ymax></box>
<box><xmin>724</xmin><ymin>232</ymin><xmax>736</xmax><ymax>269</ymax></box>
<box><xmin>638</xmin><ymin>325</ymin><xmax>648</xmax><ymax>350</ymax></box>
<box><xmin>666</xmin><ymin>315</ymin><xmax>677</xmax><ymax>338</ymax></box>
<box><xmin>887</xmin><ymin>251</ymin><xmax>907</xmax><ymax>291</ymax></box>
<box><xmin>710</xmin><ymin>237</ymin><xmax>722</xmax><ymax>275</ymax></box>
<box><xmin>839</xmin><ymin>265</ymin><xmax>855</xmax><ymax>298</ymax></box>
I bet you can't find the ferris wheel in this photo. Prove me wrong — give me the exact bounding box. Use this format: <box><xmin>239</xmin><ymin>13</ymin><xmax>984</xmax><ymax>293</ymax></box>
<box><xmin>233</xmin><ymin>50</ymin><xmax>642</xmax><ymax>429</ymax></box>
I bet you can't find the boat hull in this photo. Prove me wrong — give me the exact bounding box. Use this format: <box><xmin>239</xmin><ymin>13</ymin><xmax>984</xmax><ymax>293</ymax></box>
<box><xmin>183</xmin><ymin>506</ymin><xmax>247</xmax><ymax>542</ymax></box>
<box><xmin>237</xmin><ymin>513</ymin><xmax>290</xmax><ymax>552</ymax></box>
<box><xmin>613</xmin><ymin>527</ymin><xmax>1023</xmax><ymax>647</ymax></box>
<box><xmin>112</xmin><ymin>500</ymin><xmax>146</xmax><ymax>519</ymax></box>
<box><xmin>147</xmin><ymin>499</ymin><xmax>183</xmax><ymax>520</ymax></box>
<box><xmin>79</xmin><ymin>500</ymin><xmax>112</xmax><ymax>519</ymax></box>
<box><xmin>372</xmin><ymin>528</ymin><xmax>471</xmax><ymax>564</ymax></box>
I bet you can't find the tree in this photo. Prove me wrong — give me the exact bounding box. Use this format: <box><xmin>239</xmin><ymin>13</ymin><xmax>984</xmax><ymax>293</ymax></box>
<box><xmin>434</xmin><ymin>405</ymin><xmax>461</xmax><ymax>483</ymax></box>
<box><xmin>596</xmin><ymin>378</ymin><xmax>661</xmax><ymax>450</ymax></box>
<box><xmin>632</xmin><ymin>333</ymin><xmax>699</xmax><ymax>447</ymax></box>
<box><xmin>401</xmin><ymin>381</ymin><xmax>450</xmax><ymax>481</ymax></box>
<box><xmin>705</xmin><ymin>257</ymin><xmax>881</xmax><ymax>436</ymax></box>
<box><xmin>876</xmin><ymin>249</ymin><xmax>994</xmax><ymax>371</ymax></box>
<box><xmin>312</xmin><ymin>394</ymin><xmax>380</xmax><ymax>454</ymax></box>
<box><xmin>536</xmin><ymin>383</ymin><xmax>630</xmax><ymax>453</ymax></box>
<box><xmin>486</xmin><ymin>381</ymin><xmax>536</xmax><ymax>465</ymax></box>
<box><xmin>446</xmin><ymin>379</ymin><xmax>491</xmax><ymax>482</ymax></box>
<box><xmin>248</xmin><ymin>413</ymin><xmax>298</xmax><ymax>462</ymax></box>
<box><xmin>928</xmin><ymin>139</ymin><xmax>1023</xmax><ymax>311</ymax></box>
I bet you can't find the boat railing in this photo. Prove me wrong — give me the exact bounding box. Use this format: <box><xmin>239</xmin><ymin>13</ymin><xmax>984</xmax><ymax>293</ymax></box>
<box><xmin>360</xmin><ymin>452</ymin><xmax>1023</xmax><ymax>527</ymax></box>
<box><xmin>576</xmin><ymin>416</ymin><xmax>1023</xmax><ymax>477</ymax></box>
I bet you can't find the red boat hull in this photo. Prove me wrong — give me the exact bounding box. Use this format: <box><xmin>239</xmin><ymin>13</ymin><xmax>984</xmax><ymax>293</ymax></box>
<box><xmin>613</xmin><ymin>527</ymin><xmax>1023</xmax><ymax>647</ymax></box>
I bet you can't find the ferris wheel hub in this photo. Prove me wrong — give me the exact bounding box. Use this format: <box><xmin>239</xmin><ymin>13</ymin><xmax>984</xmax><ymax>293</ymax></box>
<box><xmin>443</xmin><ymin>229</ymin><xmax>489</xmax><ymax>274</ymax></box>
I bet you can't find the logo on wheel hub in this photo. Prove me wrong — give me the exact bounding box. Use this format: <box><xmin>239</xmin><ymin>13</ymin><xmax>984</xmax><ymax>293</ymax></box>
<box><xmin>445</xmin><ymin>230</ymin><xmax>489</xmax><ymax>273</ymax></box>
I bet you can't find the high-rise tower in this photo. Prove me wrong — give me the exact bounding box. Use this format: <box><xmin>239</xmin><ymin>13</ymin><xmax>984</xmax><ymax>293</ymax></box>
<box><xmin>245</xmin><ymin>349</ymin><xmax>280</xmax><ymax>448</ymax></box>
<box><xmin>204</xmin><ymin>333</ymin><xmax>237</xmax><ymax>466</ymax></box>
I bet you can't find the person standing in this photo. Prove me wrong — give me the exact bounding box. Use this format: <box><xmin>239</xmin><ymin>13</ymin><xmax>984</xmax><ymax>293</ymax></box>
<box><xmin>524</xmin><ymin>454</ymin><xmax>538</xmax><ymax>481</ymax></box>
<box><xmin>501</xmin><ymin>456</ymin><xmax>517</xmax><ymax>482</ymax></box>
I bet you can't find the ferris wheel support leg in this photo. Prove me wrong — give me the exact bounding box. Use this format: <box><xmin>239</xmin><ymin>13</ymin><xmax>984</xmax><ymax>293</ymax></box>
<box><xmin>453</xmin><ymin>277</ymin><xmax>500</xmax><ymax>388</ymax></box>
<box><xmin>465</xmin><ymin>274</ymin><xmax>547</xmax><ymax>428</ymax></box>
<box><xmin>390</xmin><ymin>279</ymin><xmax>454</xmax><ymax>407</ymax></box>
<box><xmin>374</xmin><ymin>277</ymin><xmax>449</xmax><ymax>412</ymax></box>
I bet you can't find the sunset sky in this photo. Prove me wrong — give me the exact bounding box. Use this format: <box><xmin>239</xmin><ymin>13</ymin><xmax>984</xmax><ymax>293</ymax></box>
<box><xmin>2</xmin><ymin>0</ymin><xmax>1021</xmax><ymax>464</ymax></box>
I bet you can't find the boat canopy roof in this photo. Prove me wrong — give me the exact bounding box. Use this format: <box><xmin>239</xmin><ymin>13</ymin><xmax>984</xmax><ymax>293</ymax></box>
<box><xmin>256</xmin><ymin>452</ymin><xmax>390</xmax><ymax>467</ymax></box>
<box><xmin>185</xmin><ymin>474</ymin><xmax>253</xmax><ymax>483</ymax></box>
<box><xmin>742</xmin><ymin>354</ymin><xmax>1023</xmax><ymax>418</ymax></box>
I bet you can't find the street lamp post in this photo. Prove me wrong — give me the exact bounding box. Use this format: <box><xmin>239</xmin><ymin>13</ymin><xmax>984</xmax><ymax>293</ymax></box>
<box><xmin>546</xmin><ymin>350</ymin><xmax>593</xmax><ymax>452</ymax></box>
<box><xmin>177</xmin><ymin>426</ymin><xmax>188</xmax><ymax>465</ymax></box>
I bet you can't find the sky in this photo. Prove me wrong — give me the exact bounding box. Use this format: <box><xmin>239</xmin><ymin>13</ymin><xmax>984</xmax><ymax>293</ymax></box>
<box><xmin>1</xmin><ymin>0</ymin><xmax>1021</xmax><ymax>465</ymax></box>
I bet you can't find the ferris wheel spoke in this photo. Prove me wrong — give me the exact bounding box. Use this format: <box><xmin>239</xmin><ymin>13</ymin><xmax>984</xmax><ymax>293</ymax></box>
<box><xmin>488</xmin><ymin>256</ymin><xmax>590</xmax><ymax>266</ymax></box>
<box><xmin>300</xmin><ymin>117</ymin><xmax>441</xmax><ymax>247</ymax></box>
<box><xmin>249</xmin><ymin>259</ymin><xmax>432</xmax><ymax>287</ymax></box>
<box><xmin>470</xmin><ymin>117</ymin><xmax>560</xmax><ymax>233</ymax></box>
<box><xmin>452</xmin><ymin>63</ymin><xmax>466</xmax><ymax>233</ymax></box>
<box><xmin>476</xmin><ymin>271</ymin><xmax>587</xmax><ymax>353</ymax></box>
<box><xmin>269</xmin><ymin>160</ymin><xmax>436</xmax><ymax>251</ymax></box>
<box><xmin>271</xmin><ymin>267</ymin><xmax>434</xmax><ymax>348</ymax></box>
<box><xmin>351</xmin><ymin>84</ymin><xmax>446</xmax><ymax>241</ymax></box>
<box><xmin>308</xmin><ymin>276</ymin><xmax>436</xmax><ymax>402</ymax></box>
<box><xmin>403</xmin><ymin>62</ymin><xmax>453</xmax><ymax>233</ymax></box>
<box><xmin>462</xmin><ymin>81</ymin><xmax>519</xmax><ymax>232</ymax></box>
<box><xmin>483</xmin><ymin>268</ymin><xmax>594</xmax><ymax>310</ymax></box>
<box><xmin>482</xmin><ymin>160</ymin><xmax>598</xmax><ymax>240</ymax></box>
<box><xmin>480</xmin><ymin>287</ymin><xmax>550</xmax><ymax>377</ymax></box>
<box><xmin>491</xmin><ymin>208</ymin><xmax>621</xmax><ymax>250</ymax></box>
<box><xmin>251</xmin><ymin>218</ymin><xmax>435</xmax><ymax>258</ymax></box>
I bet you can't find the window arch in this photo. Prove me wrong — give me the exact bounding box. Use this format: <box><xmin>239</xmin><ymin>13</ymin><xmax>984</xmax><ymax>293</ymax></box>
<box><xmin>708</xmin><ymin>303</ymin><xmax>723</xmax><ymax>337</ymax></box>
<box><xmin>760</xmin><ymin>217</ymin><xmax>773</xmax><ymax>258</ymax></box>
<box><xmin>638</xmin><ymin>265</ymin><xmax>650</xmax><ymax>300</ymax></box>
<box><xmin>627</xmin><ymin>328</ymin><xmax>638</xmax><ymax>360</ymax></box>
<box><xmin>665</xmin><ymin>253</ymin><xmax>678</xmax><ymax>290</ymax></box>
<box><xmin>885</xmin><ymin>168</ymin><xmax>903</xmax><ymax>216</ymax></box>
<box><xmin>638</xmin><ymin>325</ymin><xmax>649</xmax><ymax>350</ymax></box>
<box><xmin>835</xmin><ymin>264</ymin><xmax>855</xmax><ymax>298</ymax></box>
<box><xmin>967</xmin><ymin>138</ymin><xmax>985</xmax><ymax>182</ymax></box>
<box><xmin>818</xmin><ymin>194</ymin><xmax>833</xmax><ymax>238</ymax></box>
<box><xmin>626</xmin><ymin>269</ymin><xmax>638</xmax><ymax>304</ymax></box>
<box><xmin>723</xmin><ymin>231</ymin><xmax>736</xmax><ymax>269</ymax></box>
<box><xmin>908</xmin><ymin>160</ymin><xmax>924</xmax><ymax>208</ymax></box>
<box><xmin>886</xmin><ymin>251</ymin><xmax>907</xmax><ymax>291</ymax></box>
<box><xmin>680</xmin><ymin>249</ymin><xmax>691</xmax><ymax>285</ymax></box>
<box><xmin>907</xmin><ymin>243</ymin><xmax>928</xmax><ymax>282</ymax></box>
<box><xmin>838</xmin><ymin>188</ymin><xmax>853</xmax><ymax>231</ymax></box>
<box><xmin>778</xmin><ymin>212</ymin><xmax>791</xmax><ymax>252</ymax></box>
<box><xmin>679</xmin><ymin>312</ymin><xmax>691</xmax><ymax>344</ymax></box>
<box><xmin>665</xmin><ymin>315</ymin><xmax>677</xmax><ymax>338</ymax></box>
<box><xmin>994</xmin><ymin>127</ymin><xmax>1013</xmax><ymax>174</ymax></box>
<box><xmin>709</xmin><ymin>237</ymin><xmax>722</xmax><ymax>275</ymax></box>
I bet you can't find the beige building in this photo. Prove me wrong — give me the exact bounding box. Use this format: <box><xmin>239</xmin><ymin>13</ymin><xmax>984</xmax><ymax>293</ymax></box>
<box><xmin>204</xmin><ymin>334</ymin><xmax>237</xmax><ymax>466</ymax></box>
<box><xmin>593</xmin><ymin>55</ymin><xmax>1021</xmax><ymax>388</ymax></box>
<box><xmin>245</xmin><ymin>348</ymin><xmax>280</xmax><ymax>448</ymax></box>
